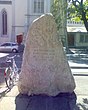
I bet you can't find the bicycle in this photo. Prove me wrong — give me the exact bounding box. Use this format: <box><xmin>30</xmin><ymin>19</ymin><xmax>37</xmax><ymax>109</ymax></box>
<box><xmin>4</xmin><ymin>55</ymin><xmax>19</xmax><ymax>89</ymax></box>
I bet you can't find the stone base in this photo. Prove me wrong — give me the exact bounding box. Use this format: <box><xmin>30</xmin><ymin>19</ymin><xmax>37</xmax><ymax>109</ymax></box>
<box><xmin>15</xmin><ymin>92</ymin><xmax>77</xmax><ymax>110</ymax></box>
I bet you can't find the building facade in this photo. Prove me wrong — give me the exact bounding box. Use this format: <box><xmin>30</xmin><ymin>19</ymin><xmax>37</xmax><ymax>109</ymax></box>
<box><xmin>0</xmin><ymin>0</ymin><xmax>88</xmax><ymax>48</ymax></box>
<box><xmin>0</xmin><ymin>0</ymin><xmax>51</xmax><ymax>44</ymax></box>
<box><xmin>67</xmin><ymin>20</ymin><xmax>88</xmax><ymax>48</ymax></box>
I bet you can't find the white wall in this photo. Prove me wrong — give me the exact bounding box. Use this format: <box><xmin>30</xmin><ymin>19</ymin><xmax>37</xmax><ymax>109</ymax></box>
<box><xmin>15</xmin><ymin>0</ymin><xmax>27</xmax><ymax>35</ymax></box>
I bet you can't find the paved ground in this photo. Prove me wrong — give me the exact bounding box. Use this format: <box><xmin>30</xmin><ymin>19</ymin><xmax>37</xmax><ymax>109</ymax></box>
<box><xmin>0</xmin><ymin>86</ymin><xmax>77</xmax><ymax>110</ymax></box>
<box><xmin>0</xmin><ymin>73</ymin><xmax>88</xmax><ymax>110</ymax></box>
<box><xmin>0</xmin><ymin>52</ymin><xmax>88</xmax><ymax>110</ymax></box>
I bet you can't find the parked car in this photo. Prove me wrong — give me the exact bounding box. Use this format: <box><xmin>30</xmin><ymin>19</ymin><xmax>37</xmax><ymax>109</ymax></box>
<box><xmin>0</xmin><ymin>42</ymin><xmax>18</xmax><ymax>53</ymax></box>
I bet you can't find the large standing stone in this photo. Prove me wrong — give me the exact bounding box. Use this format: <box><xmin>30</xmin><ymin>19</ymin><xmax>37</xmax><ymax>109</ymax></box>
<box><xmin>18</xmin><ymin>14</ymin><xmax>76</xmax><ymax>96</ymax></box>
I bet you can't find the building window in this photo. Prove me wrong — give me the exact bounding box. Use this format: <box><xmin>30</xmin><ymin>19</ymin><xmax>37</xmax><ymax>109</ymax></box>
<box><xmin>80</xmin><ymin>34</ymin><xmax>88</xmax><ymax>43</ymax></box>
<box><xmin>2</xmin><ymin>9</ymin><xmax>7</xmax><ymax>35</ymax></box>
<box><xmin>34</xmin><ymin>0</ymin><xmax>44</xmax><ymax>13</ymax></box>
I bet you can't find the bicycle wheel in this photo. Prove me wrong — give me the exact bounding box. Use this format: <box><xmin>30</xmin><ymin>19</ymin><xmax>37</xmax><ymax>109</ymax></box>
<box><xmin>5</xmin><ymin>77</ymin><xmax>14</xmax><ymax>89</ymax></box>
<box><xmin>4</xmin><ymin>67</ymin><xmax>14</xmax><ymax>89</ymax></box>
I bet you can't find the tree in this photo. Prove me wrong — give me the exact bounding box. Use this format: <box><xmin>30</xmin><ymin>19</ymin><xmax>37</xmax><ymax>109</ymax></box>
<box><xmin>51</xmin><ymin>0</ymin><xmax>68</xmax><ymax>48</ymax></box>
<box><xmin>51</xmin><ymin>0</ymin><xmax>61</xmax><ymax>30</ymax></box>
<box><xmin>68</xmin><ymin>0</ymin><xmax>88</xmax><ymax>32</ymax></box>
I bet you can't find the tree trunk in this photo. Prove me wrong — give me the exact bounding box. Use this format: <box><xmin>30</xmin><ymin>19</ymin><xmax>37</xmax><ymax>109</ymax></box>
<box><xmin>58</xmin><ymin>0</ymin><xmax>68</xmax><ymax>50</ymax></box>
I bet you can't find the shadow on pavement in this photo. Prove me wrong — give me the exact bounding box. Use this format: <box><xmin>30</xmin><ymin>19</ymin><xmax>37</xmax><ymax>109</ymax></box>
<box><xmin>77</xmin><ymin>98</ymin><xmax>88</xmax><ymax>110</ymax></box>
<box><xmin>0</xmin><ymin>88</ymin><xmax>11</xmax><ymax>99</ymax></box>
<box><xmin>15</xmin><ymin>92</ymin><xmax>77</xmax><ymax>110</ymax></box>
<box><xmin>67</xmin><ymin>54</ymin><xmax>88</xmax><ymax>65</ymax></box>
<box><xmin>73</xmin><ymin>74</ymin><xmax>88</xmax><ymax>76</ymax></box>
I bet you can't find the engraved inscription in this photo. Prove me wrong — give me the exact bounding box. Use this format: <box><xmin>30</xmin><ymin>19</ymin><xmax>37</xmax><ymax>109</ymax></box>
<box><xmin>32</xmin><ymin>49</ymin><xmax>55</xmax><ymax>61</ymax></box>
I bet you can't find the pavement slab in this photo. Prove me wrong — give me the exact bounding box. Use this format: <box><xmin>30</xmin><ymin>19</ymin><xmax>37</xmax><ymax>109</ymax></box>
<box><xmin>0</xmin><ymin>97</ymin><xmax>16</xmax><ymax>110</ymax></box>
<box><xmin>68</xmin><ymin>61</ymin><xmax>88</xmax><ymax>69</ymax></box>
<box><xmin>74</xmin><ymin>76</ymin><xmax>88</xmax><ymax>96</ymax></box>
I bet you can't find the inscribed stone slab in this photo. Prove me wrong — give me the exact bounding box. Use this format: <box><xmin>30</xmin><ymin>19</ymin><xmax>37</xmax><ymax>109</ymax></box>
<box><xmin>18</xmin><ymin>13</ymin><xmax>76</xmax><ymax>96</ymax></box>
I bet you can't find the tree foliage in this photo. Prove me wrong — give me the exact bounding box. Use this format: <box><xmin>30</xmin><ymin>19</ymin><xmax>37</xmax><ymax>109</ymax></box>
<box><xmin>51</xmin><ymin>0</ymin><xmax>67</xmax><ymax>31</ymax></box>
<box><xmin>51</xmin><ymin>0</ymin><xmax>68</xmax><ymax>47</ymax></box>
<box><xmin>51</xmin><ymin>0</ymin><xmax>88</xmax><ymax>32</ymax></box>
<box><xmin>68</xmin><ymin>0</ymin><xmax>88</xmax><ymax>32</ymax></box>
<box><xmin>51</xmin><ymin>0</ymin><xmax>61</xmax><ymax>30</ymax></box>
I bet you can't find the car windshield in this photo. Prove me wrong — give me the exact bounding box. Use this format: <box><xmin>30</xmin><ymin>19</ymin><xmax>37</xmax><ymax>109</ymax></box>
<box><xmin>1</xmin><ymin>43</ymin><xmax>17</xmax><ymax>46</ymax></box>
<box><xmin>1</xmin><ymin>43</ymin><xmax>11</xmax><ymax>46</ymax></box>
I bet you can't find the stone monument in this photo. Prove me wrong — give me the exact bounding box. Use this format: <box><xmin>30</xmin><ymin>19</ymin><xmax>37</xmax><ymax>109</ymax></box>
<box><xmin>18</xmin><ymin>13</ymin><xmax>76</xmax><ymax>96</ymax></box>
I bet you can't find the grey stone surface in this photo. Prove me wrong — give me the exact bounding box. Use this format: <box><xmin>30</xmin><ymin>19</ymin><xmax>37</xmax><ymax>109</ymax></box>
<box><xmin>15</xmin><ymin>92</ymin><xmax>77</xmax><ymax>110</ymax></box>
<box><xmin>18</xmin><ymin>13</ymin><xmax>76</xmax><ymax>96</ymax></box>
